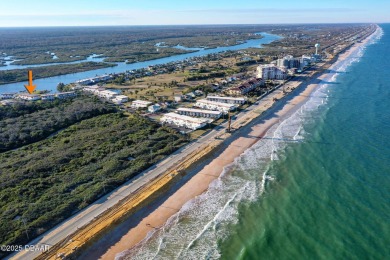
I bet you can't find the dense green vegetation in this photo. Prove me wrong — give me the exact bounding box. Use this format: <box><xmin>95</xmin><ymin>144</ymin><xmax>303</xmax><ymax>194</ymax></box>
<box><xmin>0</xmin><ymin>113</ymin><xmax>187</xmax><ymax>253</ymax></box>
<box><xmin>0</xmin><ymin>96</ymin><xmax>115</xmax><ymax>152</ymax></box>
<box><xmin>0</xmin><ymin>62</ymin><xmax>116</xmax><ymax>85</ymax></box>
<box><xmin>0</xmin><ymin>98</ymin><xmax>73</xmax><ymax>120</ymax></box>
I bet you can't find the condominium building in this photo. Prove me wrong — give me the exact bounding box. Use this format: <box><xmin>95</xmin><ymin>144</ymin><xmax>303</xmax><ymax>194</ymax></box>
<box><xmin>225</xmin><ymin>78</ymin><xmax>265</xmax><ymax>96</ymax></box>
<box><xmin>41</xmin><ymin>94</ymin><xmax>55</xmax><ymax>101</ymax></box>
<box><xmin>76</xmin><ymin>74</ymin><xmax>112</xmax><ymax>86</ymax></box>
<box><xmin>256</xmin><ymin>64</ymin><xmax>287</xmax><ymax>80</ymax></box>
<box><xmin>0</xmin><ymin>93</ymin><xmax>15</xmax><ymax>99</ymax></box>
<box><xmin>277</xmin><ymin>55</ymin><xmax>301</xmax><ymax>69</ymax></box>
<box><xmin>132</xmin><ymin>100</ymin><xmax>152</xmax><ymax>109</ymax></box>
<box><xmin>195</xmin><ymin>99</ymin><xmax>236</xmax><ymax>113</ymax></box>
<box><xmin>56</xmin><ymin>91</ymin><xmax>77</xmax><ymax>99</ymax></box>
<box><xmin>177</xmin><ymin>108</ymin><xmax>222</xmax><ymax>119</ymax></box>
<box><xmin>17</xmin><ymin>94</ymin><xmax>41</xmax><ymax>101</ymax></box>
<box><xmin>112</xmin><ymin>95</ymin><xmax>129</xmax><ymax>104</ymax></box>
<box><xmin>206</xmin><ymin>95</ymin><xmax>247</xmax><ymax>105</ymax></box>
<box><xmin>161</xmin><ymin>112</ymin><xmax>208</xmax><ymax>130</ymax></box>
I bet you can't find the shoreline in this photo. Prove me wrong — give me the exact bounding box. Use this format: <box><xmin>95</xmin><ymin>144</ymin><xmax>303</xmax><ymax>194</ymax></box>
<box><xmin>99</xmin><ymin>27</ymin><xmax>380</xmax><ymax>260</ymax></box>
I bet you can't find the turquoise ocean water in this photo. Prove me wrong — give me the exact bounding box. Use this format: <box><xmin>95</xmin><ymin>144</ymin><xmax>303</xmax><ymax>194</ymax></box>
<box><xmin>121</xmin><ymin>25</ymin><xmax>389</xmax><ymax>260</ymax></box>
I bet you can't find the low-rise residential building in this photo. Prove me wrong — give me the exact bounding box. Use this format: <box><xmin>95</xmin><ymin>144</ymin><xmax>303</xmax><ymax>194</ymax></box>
<box><xmin>0</xmin><ymin>93</ymin><xmax>15</xmax><ymax>99</ymax></box>
<box><xmin>177</xmin><ymin>107</ymin><xmax>222</xmax><ymax>119</ymax></box>
<box><xmin>76</xmin><ymin>74</ymin><xmax>112</xmax><ymax>86</ymax></box>
<box><xmin>41</xmin><ymin>94</ymin><xmax>55</xmax><ymax>101</ymax></box>
<box><xmin>82</xmin><ymin>85</ymin><xmax>101</xmax><ymax>94</ymax></box>
<box><xmin>56</xmin><ymin>91</ymin><xmax>77</xmax><ymax>99</ymax></box>
<box><xmin>185</xmin><ymin>92</ymin><xmax>196</xmax><ymax>99</ymax></box>
<box><xmin>161</xmin><ymin>112</ymin><xmax>208</xmax><ymax>130</ymax></box>
<box><xmin>17</xmin><ymin>94</ymin><xmax>41</xmax><ymax>101</ymax></box>
<box><xmin>112</xmin><ymin>95</ymin><xmax>128</xmax><ymax>104</ymax></box>
<box><xmin>195</xmin><ymin>99</ymin><xmax>236</xmax><ymax>113</ymax></box>
<box><xmin>225</xmin><ymin>78</ymin><xmax>265</xmax><ymax>96</ymax></box>
<box><xmin>174</xmin><ymin>94</ymin><xmax>184</xmax><ymax>102</ymax></box>
<box><xmin>0</xmin><ymin>99</ymin><xmax>17</xmax><ymax>106</ymax></box>
<box><xmin>194</xmin><ymin>90</ymin><xmax>204</xmax><ymax>96</ymax></box>
<box><xmin>206</xmin><ymin>95</ymin><xmax>247</xmax><ymax>105</ymax></box>
<box><xmin>132</xmin><ymin>100</ymin><xmax>152</xmax><ymax>109</ymax></box>
<box><xmin>96</xmin><ymin>90</ymin><xmax>117</xmax><ymax>99</ymax></box>
<box><xmin>148</xmin><ymin>104</ymin><xmax>161</xmax><ymax>113</ymax></box>
<box><xmin>256</xmin><ymin>64</ymin><xmax>287</xmax><ymax>80</ymax></box>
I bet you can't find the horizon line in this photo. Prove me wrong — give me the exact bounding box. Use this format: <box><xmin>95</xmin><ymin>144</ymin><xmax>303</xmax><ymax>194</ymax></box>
<box><xmin>0</xmin><ymin>22</ymin><xmax>382</xmax><ymax>29</ymax></box>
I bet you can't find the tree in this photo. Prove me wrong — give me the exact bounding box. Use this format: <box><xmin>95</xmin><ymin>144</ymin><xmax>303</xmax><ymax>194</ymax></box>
<box><xmin>57</xmin><ymin>83</ymin><xmax>65</xmax><ymax>92</ymax></box>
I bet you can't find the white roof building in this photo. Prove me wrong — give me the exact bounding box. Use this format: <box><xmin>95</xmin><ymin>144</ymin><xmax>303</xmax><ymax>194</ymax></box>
<box><xmin>0</xmin><ymin>99</ymin><xmax>17</xmax><ymax>106</ymax></box>
<box><xmin>56</xmin><ymin>91</ymin><xmax>77</xmax><ymax>99</ymax></box>
<box><xmin>256</xmin><ymin>64</ymin><xmax>287</xmax><ymax>80</ymax></box>
<box><xmin>148</xmin><ymin>104</ymin><xmax>161</xmax><ymax>113</ymax></box>
<box><xmin>41</xmin><ymin>94</ymin><xmax>55</xmax><ymax>100</ymax></box>
<box><xmin>112</xmin><ymin>95</ymin><xmax>128</xmax><ymax>104</ymax></box>
<box><xmin>177</xmin><ymin>107</ymin><xmax>222</xmax><ymax>119</ymax></box>
<box><xmin>97</xmin><ymin>90</ymin><xmax>117</xmax><ymax>99</ymax></box>
<box><xmin>174</xmin><ymin>95</ymin><xmax>184</xmax><ymax>102</ymax></box>
<box><xmin>195</xmin><ymin>99</ymin><xmax>237</xmax><ymax>113</ymax></box>
<box><xmin>17</xmin><ymin>94</ymin><xmax>41</xmax><ymax>101</ymax></box>
<box><xmin>0</xmin><ymin>93</ymin><xmax>16</xmax><ymax>99</ymax></box>
<box><xmin>206</xmin><ymin>95</ymin><xmax>247</xmax><ymax>104</ymax></box>
<box><xmin>161</xmin><ymin>112</ymin><xmax>208</xmax><ymax>130</ymax></box>
<box><xmin>132</xmin><ymin>100</ymin><xmax>152</xmax><ymax>109</ymax></box>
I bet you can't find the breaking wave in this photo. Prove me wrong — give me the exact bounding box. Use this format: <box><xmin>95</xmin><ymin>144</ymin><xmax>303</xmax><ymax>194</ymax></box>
<box><xmin>116</xmin><ymin>27</ymin><xmax>383</xmax><ymax>260</ymax></box>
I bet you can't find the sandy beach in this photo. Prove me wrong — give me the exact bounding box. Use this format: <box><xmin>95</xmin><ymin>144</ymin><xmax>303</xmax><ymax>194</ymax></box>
<box><xmin>99</xmin><ymin>29</ymin><xmax>377</xmax><ymax>260</ymax></box>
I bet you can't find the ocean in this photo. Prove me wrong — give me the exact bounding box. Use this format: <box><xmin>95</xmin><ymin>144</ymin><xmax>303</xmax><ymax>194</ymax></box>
<box><xmin>120</xmin><ymin>25</ymin><xmax>389</xmax><ymax>260</ymax></box>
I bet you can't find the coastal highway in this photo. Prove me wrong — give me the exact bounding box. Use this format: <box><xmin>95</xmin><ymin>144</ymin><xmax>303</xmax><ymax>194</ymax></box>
<box><xmin>8</xmin><ymin>76</ymin><xmax>304</xmax><ymax>260</ymax></box>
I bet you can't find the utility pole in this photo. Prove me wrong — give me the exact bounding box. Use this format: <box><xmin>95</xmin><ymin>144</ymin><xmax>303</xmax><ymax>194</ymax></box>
<box><xmin>227</xmin><ymin>113</ymin><xmax>232</xmax><ymax>133</ymax></box>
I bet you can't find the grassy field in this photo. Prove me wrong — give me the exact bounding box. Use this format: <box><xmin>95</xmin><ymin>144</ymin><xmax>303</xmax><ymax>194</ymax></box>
<box><xmin>107</xmin><ymin>55</ymin><xmax>256</xmax><ymax>101</ymax></box>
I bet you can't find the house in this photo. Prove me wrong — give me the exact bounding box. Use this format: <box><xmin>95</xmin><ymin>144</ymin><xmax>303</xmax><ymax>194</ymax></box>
<box><xmin>177</xmin><ymin>108</ymin><xmax>222</xmax><ymax>119</ymax></box>
<box><xmin>17</xmin><ymin>94</ymin><xmax>41</xmax><ymax>101</ymax></box>
<box><xmin>194</xmin><ymin>90</ymin><xmax>204</xmax><ymax>96</ymax></box>
<box><xmin>160</xmin><ymin>112</ymin><xmax>208</xmax><ymax>130</ymax></box>
<box><xmin>185</xmin><ymin>92</ymin><xmax>196</xmax><ymax>99</ymax></box>
<box><xmin>112</xmin><ymin>95</ymin><xmax>128</xmax><ymax>104</ymax></box>
<box><xmin>41</xmin><ymin>94</ymin><xmax>55</xmax><ymax>101</ymax></box>
<box><xmin>148</xmin><ymin>104</ymin><xmax>161</xmax><ymax>113</ymax></box>
<box><xmin>56</xmin><ymin>91</ymin><xmax>77</xmax><ymax>99</ymax></box>
<box><xmin>132</xmin><ymin>100</ymin><xmax>152</xmax><ymax>109</ymax></box>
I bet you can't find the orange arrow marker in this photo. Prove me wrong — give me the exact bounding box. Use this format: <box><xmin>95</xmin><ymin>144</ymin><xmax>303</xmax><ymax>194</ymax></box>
<box><xmin>24</xmin><ymin>70</ymin><xmax>36</xmax><ymax>94</ymax></box>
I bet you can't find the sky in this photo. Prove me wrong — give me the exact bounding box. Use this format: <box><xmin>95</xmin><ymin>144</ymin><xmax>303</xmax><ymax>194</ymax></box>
<box><xmin>0</xmin><ymin>0</ymin><xmax>389</xmax><ymax>27</ymax></box>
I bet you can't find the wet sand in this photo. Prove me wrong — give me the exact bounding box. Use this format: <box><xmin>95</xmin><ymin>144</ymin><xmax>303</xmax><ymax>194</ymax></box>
<box><xmin>99</xmin><ymin>32</ymin><xmax>376</xmax><ymax>260</ymax></box>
